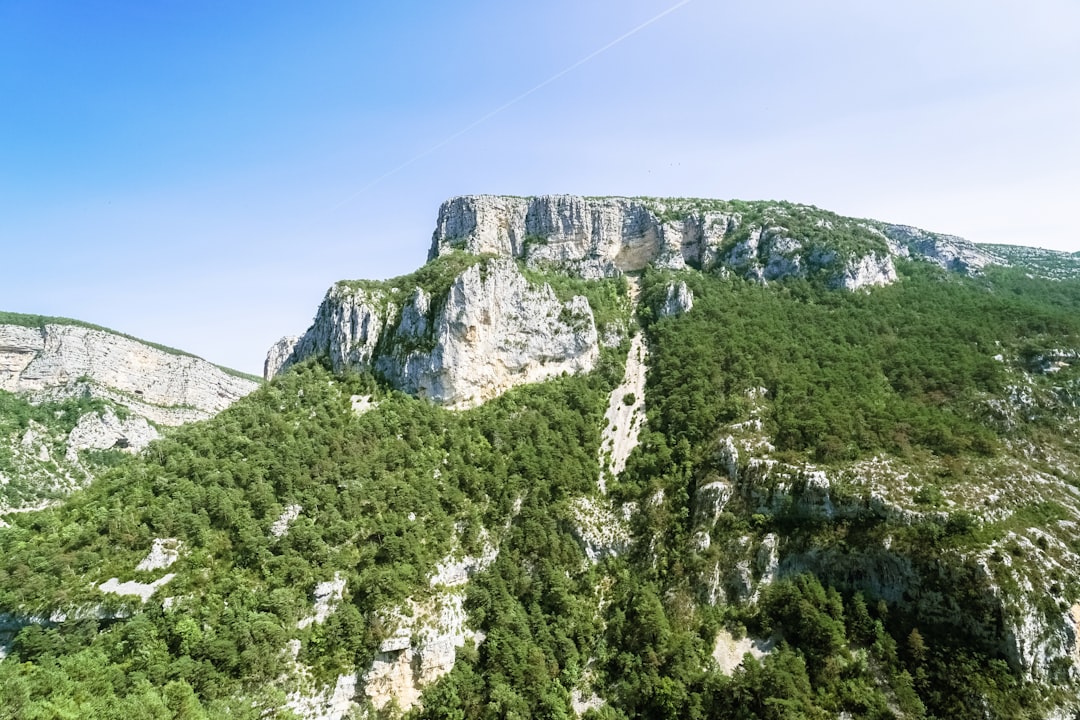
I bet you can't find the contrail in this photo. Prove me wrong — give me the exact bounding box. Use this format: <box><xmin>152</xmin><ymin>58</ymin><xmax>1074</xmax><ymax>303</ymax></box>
<box><xmin>331</xmin><ymin>0</ymin><xmax>695</xmax><ymax>209</ymax></box>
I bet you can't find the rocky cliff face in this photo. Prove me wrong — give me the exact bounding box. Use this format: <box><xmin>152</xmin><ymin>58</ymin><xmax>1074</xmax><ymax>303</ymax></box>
<box><xmin>269</xmin><ymin>258</ymin><xmax>599</xmax><ymax>409</ymax></box>
<box><xmin>429</xmin><ymin>195</ymin><xmax>735</xmax><ymax>278</ymax></box>
<box><xmin>0</xmin><ymin>323</ymin><xmax>258</xmax><ymax>424</ymax></box>
<box><xmin>882</xmin><ymin>223</ymin><xmax>1002</xmax><ymax>273</ymax></box>
<box><xmin>429</xmin><ymin>195</ymin><xmax>1000</xmax><ymax>289</ymax></box>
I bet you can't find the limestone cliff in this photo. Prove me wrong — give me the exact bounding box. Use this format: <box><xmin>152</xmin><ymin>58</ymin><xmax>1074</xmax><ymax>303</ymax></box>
<box><xmin>0</xmin><ymin>322</ymin><xmax>258</xmax><ymax>424</ymax></box>
<box><xmin>268</xmin><ymin>258</ymin><xmax>599</xmax><ymax>409</ymax></box>
<box><xmin>428</xmin><ymin>195</ymin><xmax>1003</xmax><ymax>288</ymax></box>
<box><xmin>429</xmin><ymin>195</ymin><xmax>736</xmax><ymax>278</ymax></box>
<box><xmin>429</xmin><ymin>195</ymin><xmax>739</xmax><ymax>279</ymax></box>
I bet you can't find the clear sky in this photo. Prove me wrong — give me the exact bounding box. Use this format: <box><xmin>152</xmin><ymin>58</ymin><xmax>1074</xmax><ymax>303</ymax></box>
<box><xmin>2</xmin><ymin>1</ymin><xmax>1078</xmax><ymax>374</ymax></box>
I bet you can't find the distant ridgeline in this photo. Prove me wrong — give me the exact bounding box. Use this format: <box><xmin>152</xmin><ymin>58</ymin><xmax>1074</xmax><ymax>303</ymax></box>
<box><xmin>2</xmin><ymin>196</ymin><xmax>1080</xmax><ymax>719</ymax></box>
<box><xmin>0</xmin><ymin>312</ymin><xmax>258</xmax><ymax>514</ymax></box>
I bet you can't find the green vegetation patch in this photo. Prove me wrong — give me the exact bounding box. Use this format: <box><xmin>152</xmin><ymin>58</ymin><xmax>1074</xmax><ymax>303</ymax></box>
<box><xmin>520</xmin><ymin>264</ymin><xmax>631</xmax><ymax>334</ymax></box>
<box><xmin>635</xmin><ymin>261</ymin><xmax>1080</xmax><ymax>464</ymax></box>
<box><xmin>0</xmin><ymin>357</ymin><xmax>617</xmax><ymax>717</ymax></box>
<box><xmin>337</xmin><ymin>251</ymin><xmax>491</xmax><ymax>309</ymax></box>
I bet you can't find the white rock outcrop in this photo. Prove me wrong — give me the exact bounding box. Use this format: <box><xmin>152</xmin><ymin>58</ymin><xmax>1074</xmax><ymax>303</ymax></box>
<box><xmin>268</xmin><ymin>282</ymin><xmax>389</xmax><ymax>382</ymax></box>
<box><xmin>65</xmin><ymin>408</ymin><xmax>160</xmax><ymax>462</ymax></box>
<box><xmin>430</xmin><ymin>195</ymin><xmax>737</xmax><ymax>278</ymax></box>
<box><xmin>363</xmin><ymin>552</ymin><xmax>494</xmax><ymax>715</ymax></box>
<box><xmin>429</xmin><ymin>544</ymin><xmax>498</xmax><ymax>588</ymax></box>
<box><xmin>712</xmin><ymin>629</ymin><xmax>775</xmax><ymax>675</ymax></box>
<box><xmin>0</xmin><ymin>323</ymin><xmax>258</xmax><ymax>425</ymax></box>
<box><xmin>570</xmin><ymin>496</ymin><xmax>632</xmax><ymax>562</ymax></box>
<box><xmin>270</xmin><ymin>504</ymin><xmax>303</xmax><ymax>539</ymax></box>
<box><xmin>659</xmin><ymin>281</ymin><xmax>694</xmax><ymax>317</ymax></box>
<box><xmin>99</xmin><ymin>574</ymin><xmax>176</xmax><ymax>603</ymax></box>
<box><xmin>833</xmin><ymin>252</ymin><xmax>898</xmax><ymax>289</ymax></box>
<box><xmin>135</xmin><ymin>538</ymin><xmax>182</xmax><ymax>572</ymax></box>
<box><xmin>298</xmin><ymin>573</ymin><xmax>346</xmax><ymax>630</ymax></box>
<box><xmin>284</xmin><ymin>673</ymin><xmax>358</xmax><ymax>720</ymax></box>
<box><xmin>598</xmin><ymin>333</ymin><xmax>648</xmax><ymax>492</ymax></box>
<box><xmin>693</xmin><ymin>480</ymin><xmax>735</xmax><ymax>528</ymax></box>
<box><xmin>349</xmin><ymin>394</ymin><xmax>376</xmax><ymax>415</ymax></box>
<box><xmin>882</xmin><ymin>224</ymin><xmax>1001</xmax><ymax>274</ymax></box>
<box><xmin>0</xmin><ymin>325</ymin><xmax>41</xmax><ymax>380</ymax></box>
<box><xmin>264</xmin><ymin>335</ymin><xmax>302</xmax><ymax>380</ymax></box>
<box><xmin>269</xmin><ymin>259</ymin><xmax>599</xmax><ymax>409</ymax></box>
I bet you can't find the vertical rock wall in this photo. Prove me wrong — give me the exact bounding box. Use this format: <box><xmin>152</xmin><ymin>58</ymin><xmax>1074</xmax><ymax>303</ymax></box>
<box><xmin>0</xmin><ymin>323</ymin><xmax>258</xmax><ymax>423</ymax></box>
<box><xmin>269</xmin><ymin>258</ymin><xmax>599</xmax><ymax>409</ymax></box>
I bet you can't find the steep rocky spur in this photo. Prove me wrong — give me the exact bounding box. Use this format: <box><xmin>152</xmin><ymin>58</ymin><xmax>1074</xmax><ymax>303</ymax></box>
<box><xmin>267</xmin><ymin>258</ymin><xmax>599</xmax><ymax>409</ymax></box>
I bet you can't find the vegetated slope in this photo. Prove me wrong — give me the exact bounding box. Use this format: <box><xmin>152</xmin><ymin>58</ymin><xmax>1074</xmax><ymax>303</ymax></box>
<box><xmin>2</xmin><ymin>198</ymin><xmax>1080</xmax><ymax>719</ymax></box>
<box><xmin>0</xmin><ymin>356</ymin><xmax>622</xmax><ymax>718</ymax></box>
<box><xmin>0</xmin><ymin>312</ymin><xmax>261</xmax><ymax>514</ymax></box>
<box><xmin>0</xmin><ymin>390</ymin><xmax>135</xmax><ymax>517</ymax></box>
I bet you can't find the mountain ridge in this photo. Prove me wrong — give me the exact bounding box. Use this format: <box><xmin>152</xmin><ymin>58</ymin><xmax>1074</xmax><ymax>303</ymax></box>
<box><xmin>0</xmin><ymin>310</ymin><xmax>260</xmax><ymax>383</ymax></box>
<box><xmin>268</xmin><ymin>195</ymin><xmax>1079</xmax><ymax>410</ymax></box>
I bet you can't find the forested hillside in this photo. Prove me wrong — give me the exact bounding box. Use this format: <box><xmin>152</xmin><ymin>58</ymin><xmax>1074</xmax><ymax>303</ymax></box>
<box><xmin>2</xmin><ymin>203</ymin><xmax>1080</xmax><ymax>719</ymax></box>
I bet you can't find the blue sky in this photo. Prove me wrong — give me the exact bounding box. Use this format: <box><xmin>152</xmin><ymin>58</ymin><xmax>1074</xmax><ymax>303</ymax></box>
<box><xmin>2</xmin><ymin>1</ymin><xmax>1078</xmax><ymax>374</ymax></box>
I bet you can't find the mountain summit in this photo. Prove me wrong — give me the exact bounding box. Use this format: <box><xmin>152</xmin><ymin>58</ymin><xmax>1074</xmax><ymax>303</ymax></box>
<box><xmin>266</xmin><ymin>195</ymin><xmax>1028</xmax><ymax>408</ymax></box>
<box><xmin>427</xmin><ymin>195</ymin><xmax>997</xmax><ymax>283</ymax></box>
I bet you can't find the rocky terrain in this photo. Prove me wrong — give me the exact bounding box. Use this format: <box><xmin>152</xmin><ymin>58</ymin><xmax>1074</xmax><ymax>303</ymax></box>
<box><xmin>0</xmin><ymin>321</ymin><xmax>257</xmax><ymax>421</ymax></box>
<box><xmin>267</xmin><ymin>256</ymin><xmax>604</xmax><ymax>409</ymax></box>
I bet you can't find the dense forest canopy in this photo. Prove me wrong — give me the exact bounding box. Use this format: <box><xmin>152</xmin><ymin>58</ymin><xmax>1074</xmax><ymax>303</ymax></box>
<box><xmin>1</xmin><ymin>254</ymin><xmax>1079</xmax><ymax>719</ymax></box>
